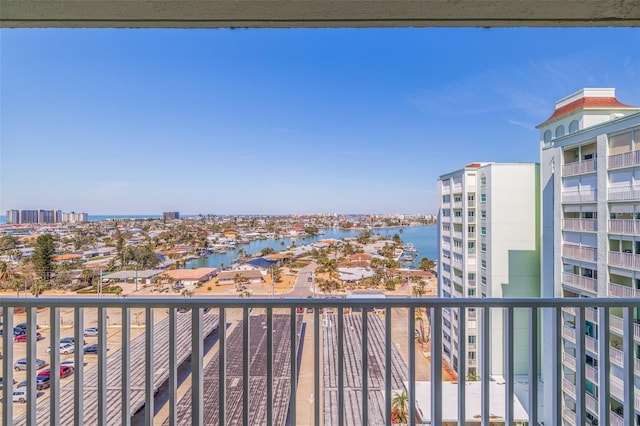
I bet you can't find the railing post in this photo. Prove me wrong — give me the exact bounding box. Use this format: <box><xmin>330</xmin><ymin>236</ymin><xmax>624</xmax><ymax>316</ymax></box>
<box><xmin>408</xmin><ymin>307</ymin><xmax>416</xmax><ymax>426</ymax></box>
<box><xmin>576</xmin><ymin>307</ymin><xmax>586</xmax><ymax>425</ymax></box>
<box><xmin>98</xmin><ymin>306</ymin><xmax>107</xmax><ymax>425</ymax></box>
<box><xmin>74</xmin><ymin>307</ymin><xmax>84</xmax><ymax>426</ymax></box>
<box><xmin>243</xmin><ymin>307</ymin><xmax>250</xmax><ymax>426</ymax></box>
<box><xmin>623</xmin><ymin>307</ymin><xmax>634</xmax><ymax>426</ymax></box>
<box><xmin>145</xmin><ymin>307</ymin><xmax>154</xmax><ymax>426</ymax></box>
<box><xmin>168</xmin><ymin>307</ymin><xmax>176</xmax><ymax>426</ymax></box>
<box><xmin>504</xmin><ymin>308</ymin><xmax>514</xmax><ymax>424</ymax></box>
<box><xmin>528</xmin><ymin>307</ymin><xmax>538</xmax><ymax>426</ymax></box>
<box><xmin>598</xmin><ymin>307</ymin><xmax>611</xmax><ymax>426</ymax></box>
<box><xmin>385</xmin><ymin>307</ymin><xmax>392</xmax><ymax>426</ymax></box>
<box><xmin>290</xmin><ymin>306</ymin><xmax>298</xmax><ymax>425</ymax></box>
<box><xmin>50</xmin><ymin>307</ymin><xmax>60</xmax><ymax>426</ymax></box>
<box><xmin>266</xmin><ymin>307</ymin><xmax>273</xmax><ymax>426</ymax></box>
<box><xmin>362</xmin><ymin>307</ymin><xmax>369</xmax><ymax>425</ymax></box>
<box><xmin>2</xmin><ymin>307</ymin><xmax>14</xmax><ymax>426</ymax></box>
<box><xmin>431</xmin><ymin>307</ymin><xmax>442</xmax><ymax>426</ymax></box>
<box><xmin>122</xmin><ymin>306</ymin><xmax>131</xmax><ymax>426</ymax></box>
<box><xmin>218</xmin><ymin>307</ymin><xmax>226</xmax><ymax>426</ymax></box>
<box><xmin>481</xmin><ymin>306</ymin><xmax>490</xmax><ymax>426</ymax></box>
<box><xmin>26</xmin><ymin>306</ymin><xmax>37</xmax><ymax>426</ymax></box>
<box><xmin>191</xmin><ymin>307</ymin><xmax>203</xmax><ymax>426</ymax></box>
<box><xmin>314</xmin><ymin>307</ymin><xmax>321</xmax><ymax>426</ymax></box>
<box><xmin>457</xmin><ymin>307</ymin><xmax>466</xmax><ymax>426</ymax></box>
<box><xmin>338</xmin><ymin>308</ymin><xmax>344</xmax><ymax>426</ymax></box>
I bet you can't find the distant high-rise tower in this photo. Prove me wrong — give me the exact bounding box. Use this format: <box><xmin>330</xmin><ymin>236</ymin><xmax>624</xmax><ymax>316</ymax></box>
<box><xmin>437</xmin><ymin>162</ymin><xmax>540</xmax><ymax>379</ymax></box>
<box><xmin>6</xmin><ymin>210</ymin><xmax>20</xmax><ymax>224</ymax></box>
<box><xmin>163</xmin><ymin>211</ymin><xmax>180</xmax><ymax>220</ymax></box>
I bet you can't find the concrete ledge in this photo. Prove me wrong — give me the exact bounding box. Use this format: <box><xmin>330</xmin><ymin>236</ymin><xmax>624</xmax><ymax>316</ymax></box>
<box><xmin>1</xmin><ymin>0</ymin><xmax>640</xmax><ymax>28</ymax></box>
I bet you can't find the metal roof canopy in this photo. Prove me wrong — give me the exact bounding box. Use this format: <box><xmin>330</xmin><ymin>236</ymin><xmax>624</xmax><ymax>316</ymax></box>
<box><xmin>1</xmin><ymin>0</ymin><xmax>639</xmax><ymax>28</ymax></box>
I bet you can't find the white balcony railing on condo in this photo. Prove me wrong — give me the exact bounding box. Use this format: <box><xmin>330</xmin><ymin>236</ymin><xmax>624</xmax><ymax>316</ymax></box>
<box><xmin>441</xmin><ymin>185</ymin><xmax>451</xmax><ymax>195</ymax></box>
<box><xmin>609</xmin><ymin>250</ymin><xmax>640</xmax><ymax>270</ymax></box>
<box><xmin>3</xmin><ymin>298</ymin><xmax>638</xmax><ymax>426</ymax></box>
<box><xmin>562</xmin><ymin>244</ymin><xmax>597</xmax><ymax>263</ymax></box>
<box><xmin>467</xmin><ymin>232</ymin><xmax>476</xmax><ymax>239</ymax></box>
<box><xmin>467</xmin><ymin>200</ymin><xmax>475</xmax><ymax>208</ymax></box>
<box><xmin>608</xmin><ymin>186</ymin><xmax>640</xmax><ymax>201</ymax></box>
<box><xmin>562</xmin><ymin>158</ymin><xmax>596</xmax><ymax>176</ymax></box>
<box><xmin>609</xmin><ymin>218</ymin><xmax>640</xmax><ymax>235</ymax></box>
<box><xmin>562</xmin><ymin>190</ymin><xmax>597</xmax><ymax>203</ymax></box>
<box><xmin>453</xmin><ymin>201</ymin><xmax>463</xmax><ymax>209</ymax></box>
<box><xmin>561</xmin><ymin>272</ymin><xmax>598</xmax><ymax>293</ymax></box>
<box><xmin>608</xmin><ymin>150</ymin><xmax>640</xmax><ymax>169</ymax></box>
<box><xmin>452</xmin><ymin>216</ymin><xmax>463</xmax><ymax>224</ymax></box>
<box><xmin>563</xmin><ymin>218</ymin><xmax>597</xmax><ymax>232</ymax></box>
<box><xmin>452</xmin><ymin>231</ymin><xmax>463</xmax><ymax>240</ymax></box>
<box><xmin>468</xmin><ymin>216</ymin><xmax>476</xmax><ymax>224</ymax></box>
<box><xmin>608</xmin><ymin>281</ymin><xmax>639</xmax><ymax>298</ymax></box>
<box><xmin>441</xmin><ymin>241</ymin><xmax>451</xmax><ymax>251</ymax></box>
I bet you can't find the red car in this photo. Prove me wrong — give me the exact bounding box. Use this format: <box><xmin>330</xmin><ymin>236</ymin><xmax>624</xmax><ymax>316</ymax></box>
<box><xmin>37</xmin><ymin>365</ymin><xmax>74</xmax><ymax>379</ymax></box>
<box><xmin>14</xmin><ymin>332</ymin><xmax>42</xmax><ymax>342</ymax></box>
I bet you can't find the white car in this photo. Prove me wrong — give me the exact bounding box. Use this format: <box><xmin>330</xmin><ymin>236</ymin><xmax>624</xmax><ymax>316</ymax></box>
<box><xmin>83</xmin><ymin>327</ymin><xmax>99</xmax><ymax>337</ymax></box>
<box><xmin>47</xmin><ymin>343</ymin><xmax>75</xmax><ymax>355</ymax></box>
<box><xmin>1</xmin><ymin>389</ymin><xmax>28</xmax><ymax>403</ymax></box>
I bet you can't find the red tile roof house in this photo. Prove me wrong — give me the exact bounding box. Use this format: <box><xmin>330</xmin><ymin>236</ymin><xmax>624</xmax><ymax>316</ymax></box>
<box><xmin>161</xmin><ymin>267</ymin><xmax>217</xmax><ymax>288</ymax></box>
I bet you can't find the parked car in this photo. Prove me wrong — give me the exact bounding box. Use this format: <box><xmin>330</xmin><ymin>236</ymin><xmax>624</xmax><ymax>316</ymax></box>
<box><xmin>17</xmin><ymin>376</ymin><xmax>51</xmax><ymax>390</ymax></box>
<box><xmin>14</xmin><ymin>358</ymin><xmax>47</xmax><ymax>371</ymax></box>
<box><xmin>14</xmin><ymin>332</ymin><xmax>43</xmax><ymax>342</ymax></box>
<box><xmin>60</xmin><ymin>337</ymin><xmax>85</xmax><ymax>346</ymax></box>
<box><xmin>47</xmin><ymin>343</ymin><xmax>75</xmax><ymax>355</ymax></box>
<box><xmin>60</xmin><ymin>359</ymin><xmax>76</xmax><ymax>369</ymax></box>
<box><xmin>37</xmin><ymin>365</ymin><xmax>74</xmax><ymax>379</ymax></box>
<box><xmin>306</xmin><ymin>307</ymin><xmax>314</xmax><ymax>313</ymax></box>
<box><xmin>0</xmin><ymin>327</ymin><xmax>29</xmax><ymax>337</ymax></box>
<box><xmin>15</xmin><ymin>322</ymin><xmax>40</xmax><ymax>331</ymax></box>
<box><xmin>0</xmin><ymin>377</ymin><xmax>16</xmax><ymax>390</ymax></box>
<box><xmin>84</xmin><ymin>344</ymin><xmax>99</xmax><ymax>354</ymax></box>
<box><xmin>0</xmin><ymin>389</ymin><xmax>28</xmax><ymax>403</ymax></box>
<box><xmin>83</xmin><ymin>327</ymin><xmax>99</xmax><ymax>337</ymax></box>
<box><xmin>296</xmin><ymin>307</ymin><xmax>304</xmax><ymax>313</ymax></box>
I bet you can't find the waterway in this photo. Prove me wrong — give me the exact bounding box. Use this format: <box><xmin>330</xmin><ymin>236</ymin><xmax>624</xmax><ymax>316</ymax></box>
<box><xmin>186</xmin><ymin>225</ymin><xmax>437</xmax><ymax>270</ymax></box>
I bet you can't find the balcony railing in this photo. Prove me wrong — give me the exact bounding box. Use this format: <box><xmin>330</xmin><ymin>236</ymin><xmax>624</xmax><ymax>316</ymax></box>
<box><xmin>608</xmin><ymin>150</ymin><xmax>640</xmax><ymax>169</ymax></box>
<box><xmin>609</xmin><ymin>218</ymin><xmax>640</xmax><ymax>235</ymax></box>
<box><xmin>608</xmin><ymin>281</ymin><xmax>639</xmax><ymax>298</ymax></box>
<box><xmin>2</xmin><ymin>297</ymin><xmax>639</xmax><ymax>426</ymax></box>
<box><xmin>467</xmin><ymin>200</ymin><xmax>475</xmax><ymax>208</ymax></box>
<box><xmin>608</xmin><ymin>186</ymin><xmax>640</xmax><ymax>201</ymax></box>
<box><xmin>561</xmin><ymin>272</ymin><xmax>598</xmax><ymax>293</ymax></box>
<box><xmin>562</xmin><ymin>190</ymin><xmax>597</xmax><ymax>203</ymax></box>
<box><xmin>609</xmin><ymin>250</ymin><xmax>640</xmax><ymax>270</ymax></box>
<box><xmin>562</xmin><ymin>158</ymin><xmax>596</xmax><ymax>176</ymax></box>
<box><xmin>563</xmin><ymin>218</ymin><xmax>597</xmax><ymax>232</ymax></box>
<box><xmin>562</xmin><ymin>244</ymin><xmax>598</xmax><ymax>263</ymax></box>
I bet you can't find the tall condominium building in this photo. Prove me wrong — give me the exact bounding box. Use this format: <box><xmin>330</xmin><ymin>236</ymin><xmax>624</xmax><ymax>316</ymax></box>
<box><xmin>20</xmin><ymin>210</ymin><xmax>39</xmax><ymax>224</ymax></box>
<box><xmin>437</xmin><ymin>162</ymin><xmax>540</xmax><ymax>379</ymax></box>
<box><xmin>163</xmin><ymin>211</ymin><xmax>180</xmax><ymax>220</ymax></box>
<box><xmin>539</xmin><ymin>88</ymin><xmax>640</xmax><ymax>425</ymax></box>
<box><xmin>6</xmin><ymin>210</ymin><xmax>20</xmax><ymax>225</ymax></box>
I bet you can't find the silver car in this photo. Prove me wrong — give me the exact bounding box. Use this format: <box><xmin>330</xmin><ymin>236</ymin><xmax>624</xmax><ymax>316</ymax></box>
<box><xmin>14</xmin><ymin>358</ymin><xmax>47</xmax><ymax>371</ymax></box>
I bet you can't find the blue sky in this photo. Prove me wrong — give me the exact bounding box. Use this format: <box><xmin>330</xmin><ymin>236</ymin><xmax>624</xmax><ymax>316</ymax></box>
<box><xmin>1</xmin><ymin>28</ymin><xmax>639</xmax><ymax>215</ymax></box>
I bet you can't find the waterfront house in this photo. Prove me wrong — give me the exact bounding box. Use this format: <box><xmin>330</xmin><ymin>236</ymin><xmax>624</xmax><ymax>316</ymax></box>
<box><xmin>217</xmin><ymin>269</ymin><xmax>263</xmax><ymax>286</ymax></box>
<box><xmin>161</xmin><ymin>268</ymin><xmax>217</xmax><ymax>288</ymax></box>
<box><xmin>101</xmin><ymin>269</ymin><xmax>164</xmax><ymax>286</ymax></box>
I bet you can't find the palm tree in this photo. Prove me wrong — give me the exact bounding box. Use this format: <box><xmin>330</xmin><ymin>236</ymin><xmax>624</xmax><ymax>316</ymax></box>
<box><xmin>0</xmin><ymin>261</ymin><xmax>16</xmax><ymax>290</ymax></box>
<box><xmin>391</xmin><ymin>390</ymin><xmax>409</xmax><ymax>424</ymax></box>
<box><xmin>30</xmin><ymin>279</ymin><xmax>48</xmax><ymax>298</ymax></box>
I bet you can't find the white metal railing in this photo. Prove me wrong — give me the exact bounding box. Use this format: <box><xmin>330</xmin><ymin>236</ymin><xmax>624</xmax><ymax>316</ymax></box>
<box><xmin>609</xmin><ymin>219</ymin><xmax>640</xmax><ymax>235</ymax></box>
<box><xmin>452</xmin><ymin>231</ymin><xmax>462</xmax><ymax>239</ymax></box>
<box><xmin>452</xmin><ymin>216</ymin><xmax>463</xmax><ymax>224</ymax></box>
<box><xmin>562</xmin><ymin>244</ymin><xmax>597</xmax><ymax>263</ymax></box>
<box><xmin>562</xmin><ymin>272</ymin><xmax>598</xmax><ymax>293</ymax></box>
<box><xmin>608</xmin><ymin>282</ymin><xmax>639</xmax><ymax>298</ymax></box>
<box><xmin>609</xmin><ymin>250</ymin><xmax>640</xmax><ymax>270</ymax></box>
<box><xmin>467</xmin><ymin>200</ymin><xmax>475</xmax><ymax>208</ymax></box>
<box><xmin>608</xmin><ymin>186</ymin><xmax>640</xmax><ymax>201</ymax></box>
<box><xmin>562</xmin><ymin>158</ymin><xmax>596</xmax><ymax>176</ymax></box>
<box><xmin>562</xmin><ymin>189</ymin><xmax>597</xmax><ymax>203</ymax></box>
<box><xmin>563</xmin><ymin>218</ymin><xmax>597</xmax><ymax>232</ymax></box>
<box><xmin>468</xmin><ymin>232</ymin><xmax>476</xmax><ymax>239</ymax></box>
<box><xmin>2</xmin><ymin>297</ymin><xmax>639</xmax><ymax>426</ymax></box>
<box><xmin>441</xmin><ymin>241</ymin><xmax>451</xmax><ymax>251</ymax></box>
<box><xmin>608</xmin><ymin>150</ymin><xmax>640</xmax><ymax>169</ymax></box>
<box><xmin>441</xmin><ymin>185</ymin><xmax>451</xmax><ymax>195</ymax></box>
<box><xmin>468</xmin><ymin>216</ymin><xmax>476</xmax><ymax>223</ymax></box>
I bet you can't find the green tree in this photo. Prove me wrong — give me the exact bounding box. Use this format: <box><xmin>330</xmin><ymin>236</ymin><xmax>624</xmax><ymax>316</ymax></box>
<box><xmin>261</xmin><ymin>247</ymin><xmax>276</xmax><ymax>256</ymax></box>
<box><xmin>233</xmin><ymin>272</ymin><xmax>249</xmax><ymax>292</ymax></box>
<box><xmin>12</xmin><ymin>277</ymin><xmax>24</xmax><ymax>298</ymax></box>
<box><xmin>0</xmin><ymin>235</ymin><xmax>19</xmax><ymax>251</ymax></box>
<box><xmin>391</xmin><ymin>390</ymin><xmax>409</xmax><ymax>424</ymax></box>
<box><xmin>32</xmin><ymin>233</ymin><xmax>56</xmax><ymax>281</ymax></box>
<box><xmin>304</xmin><ymin>226</ymin><xmax>319</xmax><ymax>237</ymax></box>
<box><xmin>356</xmin><ymin>230</ymin><xmax>372</xmax><ymax>245</ymax></box>
<box><xmin>269</xmin><ymin>265</ymin><xmax>282</xmax><ymax>283</ymax></box>
<box><xmin>0</xmin><ymin>261</ymin><xmax>16</xmax><ymax>289</ymax></box>
<box><xmin>30</xmin><ymin>279</ymin><xmax>48</xmax><ymax>297</ymax></box>
<box><xmin>418</xmin><ymin>257</ymin><xmax>436</xmax><ymax>271</ymax></box>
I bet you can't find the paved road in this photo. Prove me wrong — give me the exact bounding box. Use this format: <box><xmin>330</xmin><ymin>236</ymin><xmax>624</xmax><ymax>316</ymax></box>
<box><xmin>285</xmin><ymin>263</ymin><xmax>317</xmax><ymax>298</ymax></box>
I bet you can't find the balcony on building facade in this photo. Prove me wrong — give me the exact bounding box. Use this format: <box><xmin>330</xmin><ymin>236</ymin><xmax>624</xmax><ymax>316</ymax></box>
<box><xmin>608</xmin><ymin>150</ymin><xmax>640</xmax><ymax>170</ymax></box>
<box><xmin>453</xmin><ymin>200</ymin><xmax>463</xmax><ymax>209</ymax></box>
<box><xmin>609</xmin><ymin>186</ymin><xmax>640</xmax><ymax>201</ymax></box>
<box><xmin>561</xmin><ymin>272</ymin><xmax>598</xmax><ymax>293</ymax></box>
<box><xmin>441</xmin><ymin>241</ymin><xmax>451</xmax><ymax>251</ymax></box>
<box><xmin>467</xmin><ymin>199</ymin><xmax>476</xmax><ymax>208</ymax></box>
<box><xmin>2</xmin><ymin>297</ymin><xmax>639</xmax><ymax>426</ymax></box>
<box><xmin>609</xmin><ymin>250</ymin><xmax>640</xmax><ymax>270</ymax></box>
<box><xmin>452</xmin><ymin>215</ymin><xmax>463</xmax><ymax>224</ymax></box>
<box><xmin>562</xmin><ymin>189</ymin><xmax>597</xmax><ymax>203</ymax></box>
<box><xmin>562</xmin><ymin>158</ymin><xmax>597</xmax><ymax>176</ymax></box>
<box><xmin>562</xmin><ymin>244</ymin><xmax>598</xmax><ymax>263</ymax></box>
<box><xmin>467</xmin><ymin>231</ymin><xmax>476</xmax><ymax>239</ymax></box>
<box><xmin>468</xmin><ymin>215</ymin><xmax>476</xmax><ymax>224</ymax></box>
<box><xmin>609</xmin><ymin>218</ymin><xmax>640</xmax><ymax>235</ymax></box>
<box><xmin>563</xmin><ymin>218</ymin><xmax>597</xmax><ymax>232</ymax></box>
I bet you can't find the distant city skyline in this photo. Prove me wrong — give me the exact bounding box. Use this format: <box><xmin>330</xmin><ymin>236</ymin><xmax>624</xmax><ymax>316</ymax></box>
<box><xmin>1</xmin><ymin>27</ymin><xmax>639</xmax><ymax>214</ymax></box>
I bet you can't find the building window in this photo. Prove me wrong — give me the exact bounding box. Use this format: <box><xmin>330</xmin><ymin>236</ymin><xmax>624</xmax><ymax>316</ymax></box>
<box><xmin>481</xmin><ymin>276</ymin><xmax>486</xmax><ymax>284</ymax></box>
<box><xmin>556</xmin><ymin>125</ymin><xmax>565</xmax><ymax>138</ymax></box>
<box><xmin>468</xmin><ymin>210</ymin><xmax>475</xmax><ymax>217</ymax></box>
<box><xmin>480</xmin><ymin>193</ymin><xmax>486</xmax><ymax>202</ymax></box>
<box><xmin>543</xmin><ymin>130</ymin><xmax>552</xmax><ymax>143</ymax></box>
<box><xmin>480</xmin><ymin>175</ymin><xmax>486</xmax><ymax>186</ymax></box>
<box><xmin>454</xmin><ymin>210</ymin><xmax>462</xmax><ymax>217</ymax></box>
<box><xmin>454</xmin><ymin>195</ymin><xmax>462</xmax><ymax>202</ymax></box>
<box><xmin>481</xmin><ymin>226</ymin><xmax>486</xmax><ymax>235</ymax></box>
<box><xmin>468</xmin><ymin>225</ymin><xmax>475</xmax><ymax>233</ymax></box>
<box><xmin>468</xmin><ymin>288</ymin><xmax>476</xmax><ymax>296</ymax></box>
<box><xmin>468</xmin><ymin>194</ymin><xmax>475</xmax><ymax>201</ymax></box>
<box><xmin>468</xmin><ymin>335</ymin><xmax>476</xmax><ymax>344</ymax></box>
<box><xmin>468</xmin><ymin>273</ymin><xmax>476</xmax><ymax>280</ymax></box>
<box><xmin>481</xmin><ymin>260</ymin><xmax>486</xmax><ymax>268</ymax></box>
<box><xmin>481</xmin><ymin>243</ymin><xmax>487</xmax><ymax>252</ymax></box>
<box><xmin>569</xmin><ymin>120</ymin><xmax>579</xmax><ymax>133</ymax></box>
<box><xmin>481</xmin><ymin>210</ymin><xmax>486</xmax><ymax>219</ymax></box>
